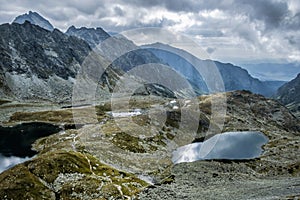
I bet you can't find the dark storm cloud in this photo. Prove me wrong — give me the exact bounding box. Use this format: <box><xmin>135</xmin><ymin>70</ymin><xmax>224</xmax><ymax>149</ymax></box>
<box><xmin>0</xmin><ymin>0</ymin><xmax>294</xmax><ymax>32</ymax></box>
<box><xmin>125</xmin><ymin>0</ymin><xmax>298</xmax><ymax>32</ymax></box>
<box><xmin>284</xmin><ymin>12</ymin><xmax>300</xmax><ymax>30</ymax></box>
<box><xmin>187</xmin><ymin>28</ymin><xmax>224</xmax><ymax>37</ymax></box>
<box><xmin>286</xmin><ymin>34</ymin><xmax>300</xmax><ymax>50</ymax></box>
<box><xmin>122</xmin><ymin>0</ymin><xmax>233</xmax><ymax>12</ymax></box>
<box><xmin>114</xmin><ymin>6</ymin><xmax>125</xmax><ymax>17</ymax></box>
<box><xmin>0</xmin><ymin>0</ymin><xmax>299</xmax><ymax>62</ymax></box>
<box><xmin>237</xmin><ymin>0</ymin><xmax>289</xmax><ymax>29</ymax></box>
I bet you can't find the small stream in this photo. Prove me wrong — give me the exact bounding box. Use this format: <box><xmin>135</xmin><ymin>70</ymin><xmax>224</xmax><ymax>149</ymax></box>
<box><xmin>0</xmin><ymin>122</ymin><xmax>61</xmax><ymax>173</ymax></box>
<box><xmin>172</xmin><ymin>131</ymin><xmax>268</xmax><ymax>164</ymax></box>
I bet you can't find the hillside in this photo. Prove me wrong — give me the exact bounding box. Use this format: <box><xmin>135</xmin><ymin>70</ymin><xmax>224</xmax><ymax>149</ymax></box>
<box><xmin>0</xmin><ymin>91</ymin><xmax>299</xmax><ymax>199</ymax></box>
<box><xmin>276</xmin><ymin>73</ymin><xmax>300</xmax><ymax>118</ymax></box>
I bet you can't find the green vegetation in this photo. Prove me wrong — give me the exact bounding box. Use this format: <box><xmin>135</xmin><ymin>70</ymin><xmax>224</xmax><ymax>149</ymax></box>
<box><xmin>112</xmin><ymin>131</ymin><xmax>167</xmax><ymax>153</ymax></box>
<box><xmin>9</xmin><ymin>109</ymin><xmax>75</xmax><ymax>124</ymax></box>
<box><xmin>0</xmin><ymin>164</ymin><xmax>55</xmax><ymax>199</ymax></box>
<box><xmin>0</xmin><ymin>150</ymin><xmax>148</xmax><ymax>199</ymax></box>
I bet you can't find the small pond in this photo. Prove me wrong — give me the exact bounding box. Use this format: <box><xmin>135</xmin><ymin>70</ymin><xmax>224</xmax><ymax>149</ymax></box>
<box><xmin>172</xmin><ymin>131</ymin><xmax>268</xmax><ymax>164</ymax></box>
<box><xmin>0</xmin><ymin>122</ymin><xmax>61</xmax><ymax>173</ymax></box>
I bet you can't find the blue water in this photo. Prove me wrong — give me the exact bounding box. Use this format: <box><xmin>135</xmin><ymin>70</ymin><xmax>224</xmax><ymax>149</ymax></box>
<box><xmin>172</xmin><ymin>131</ymin><xmax>268</xmax><ymax>164</ymax></box>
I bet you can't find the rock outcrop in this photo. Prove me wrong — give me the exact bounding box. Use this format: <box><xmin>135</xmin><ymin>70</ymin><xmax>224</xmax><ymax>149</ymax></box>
<box><xmin>0</xmin><ymin>21</ymin><xmax>91</xmax><ymax>102</ymax></box>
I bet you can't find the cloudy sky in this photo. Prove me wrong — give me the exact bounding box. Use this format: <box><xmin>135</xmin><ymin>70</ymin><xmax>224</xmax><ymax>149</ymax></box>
<box><xmin>0</xmin><ymin>0</ymin><xmax>300</xmax><ymax>64</ymax></box>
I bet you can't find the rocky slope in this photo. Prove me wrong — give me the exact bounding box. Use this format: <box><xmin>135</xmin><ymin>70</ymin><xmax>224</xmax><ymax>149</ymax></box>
<box><xmin>0</xmin><ymin>91</ymin><xmax>299</xmax><ymax>199</ymax></box>
<box><xmin>276</xmin><ymin>73</ymin><xmax>300</xmax><ymax>118</ymax></box>
<box><xmin>0</xmin><ymin>21</ymin><xmax>91</xmax><ymax>102</ymax></box>
<box><xmin>1</xmin><ymin>14</ymin><xmax>286</xmax><ymax>103</ymax></box>
<box><xmin>0</xmin><ymin>20</ymin><xmax>174</xmax><ymax>103</ymax></box>
<box><xmin>139</xmin><ymin>91</ymin><xmax>300</xmax><ymax>199</ymax></box>
<box><xmin>13</xmin><ymin>11</ymin><xmax>54</xmax><ymax>31</ymax></box>
<box><xmin>66</xmin><ymin>26</ymin><xmax>163</xmax><ymax>75</ymax></box>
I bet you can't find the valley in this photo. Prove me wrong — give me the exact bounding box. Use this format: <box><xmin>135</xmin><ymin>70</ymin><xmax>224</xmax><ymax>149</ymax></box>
<box><xmin>0</xmin><ymin>10</ymin><xmax>299</xmax><ymax>200</ymax></box>
<box><xmin>0</xmin><ymin>90</ymin><xmax>299</xmax><ymax>199</ymax></box>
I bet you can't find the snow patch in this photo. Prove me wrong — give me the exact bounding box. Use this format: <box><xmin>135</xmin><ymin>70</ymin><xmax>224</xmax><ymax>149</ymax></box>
<box><xmin>111</xmin><ymin>111</ymin><xmax>142</xmax><ymax>117</ymax></box>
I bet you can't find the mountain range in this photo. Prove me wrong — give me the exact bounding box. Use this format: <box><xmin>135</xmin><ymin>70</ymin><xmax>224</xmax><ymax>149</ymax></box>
<box><xmin>241</xmin><ymin>62</ymin><xmax>300</xmax><ymax>81</ymax></box>
<box><xmin>0</xmin><ymin>11</ymin><xmax>290</xmax><ymax>103</ymax></box>
<box><xmin>1</xmin><ymin>10</ymin><xmax>299</xmax><ymax>116</ymax></box>
<box><xmin>66</xmin><ymin>26</ymin><xmax>110</xmax><ymax>48</ymax></box>
<box><xmin>142</xmin><ymin>43</ymin><xmax>285</xmax><ymax>97</ymax></box>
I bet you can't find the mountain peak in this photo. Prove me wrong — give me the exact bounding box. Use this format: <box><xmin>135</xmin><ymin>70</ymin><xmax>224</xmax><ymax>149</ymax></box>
<box><xmin>13</xmin><ymin>11</ymin><xmax>54</xmax><ymax>31</ymax></box>
<box><xmin>66</xmin><ymin>25</ymin><xmax>110</xmax><ymax>48</ymax></box>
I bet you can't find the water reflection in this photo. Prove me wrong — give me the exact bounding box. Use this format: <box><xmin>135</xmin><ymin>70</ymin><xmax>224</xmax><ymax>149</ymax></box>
<box><xmin>0</xmin><ymin>122</ymin><xmax>61</xmax><ymax>173</ymax></box>
<box><xmin>0</xmin><ymin>154</ymin><xmax>31</xmax><ymax>173</ymax></box>
<box><xmin>172</xmin><ymin>131</ymin><xmax>268</xmax><ymax>164</ymax></box>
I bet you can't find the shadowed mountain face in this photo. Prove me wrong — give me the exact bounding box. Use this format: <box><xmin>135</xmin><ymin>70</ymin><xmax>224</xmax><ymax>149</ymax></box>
<box><xmin>142</xmin><ymin>43</ymin><xmax>283</xmax><ymax>97</ymax></box>
<box><xmin>276</xmin><ymin>73</ymin><xmax>300</xmax><ymax>118</ymax></box>
<box><xmin>276</xmin><ymin>73</ymin><xmax>300</xmax><ymax>105</ymax></box>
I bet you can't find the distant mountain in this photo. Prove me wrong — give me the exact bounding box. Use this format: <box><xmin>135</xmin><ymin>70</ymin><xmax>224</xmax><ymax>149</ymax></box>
<box><xmin>66</xmin><ymin>26</ymin><xmax>161</xmax><ymax>71</ymax></box>
<box><xmin>263</xmin><ymin>80</ymin><xmax>286</xmax><ymax>94</ymax></box>
<box><xmin>241</xmin><ymin>63</ymin><xmax>300</xmax><ymax>81</ymax></box>
<box><xmin>276</xmin><ymin>73</ymin><xmax>300</xmax><ymax>117</ymax></box>
<box><xmin>13</xmin><ymin>11</ymin><xmax>54</xmax><ymax>31</ymax></box>
<box><xmin>2</xmin><ymin>13</ymin><xmax>286</xmax><ymax>101</ymax></box>
<box><xmin>142</xmin><ymin>43</ymin><xmax>282</xmax><ymax>97</ymax></box>
<box><xmin>66</xmin><ymin>26</ymin><xmax>110</xmax><ymax>48</ymax></box>
<box><xmin>65</xmin><ymin>27</ymin><xmax>179</xmax><ymax>97</ymax></box>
